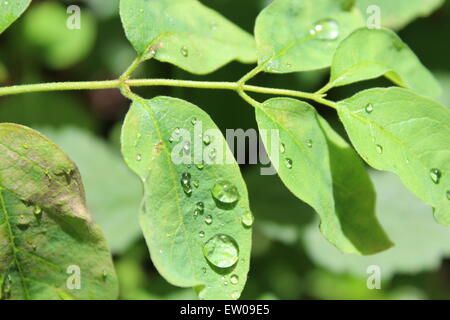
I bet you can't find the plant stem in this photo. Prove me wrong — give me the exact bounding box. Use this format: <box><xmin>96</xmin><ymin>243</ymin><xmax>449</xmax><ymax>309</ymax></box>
<box><xmin>0</xmin><ymin>78</ymin><xmax>337</xmax><ymax>110</ymax></box>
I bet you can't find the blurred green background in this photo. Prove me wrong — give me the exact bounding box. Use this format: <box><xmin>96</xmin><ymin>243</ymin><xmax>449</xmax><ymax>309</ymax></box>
<box><xmin>1</xmin><ymin>0</ymin><xmax>449</xmax><ymax>299</ymax></box>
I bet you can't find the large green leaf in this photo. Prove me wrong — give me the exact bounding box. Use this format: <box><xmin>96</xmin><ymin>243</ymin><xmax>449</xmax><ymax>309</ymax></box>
<box><xmin>255</xmin><ymin>98</ymin><xmax>392</xmax><ymax>254</ymax></box>
<box><xmin>338</xmin><ymin>87</ymin><xmax>450</xmax><ymax>226</ymax></box>
<box><xmin>0</xmin><ymin>0</ymin><xmax>31</xmax><ymax>34</ymax></box>
<box><xmin>328</xmin><ymin>28</ymin><xmax>441</xmax><ymax>97</ymax></box>
<box><xmin>254</xmin><ymin>0</ymin><xmax>363</xmax><ymax>73</ymax></box>
<box><xmin>41</xmin><ymin>127</ymin><xmax>142</xmax><ymax>255</ymax></box>
<box><xmin>120</xmin><ymin>0</ymin><xmax>256</xmax><ymax>74</ymax></box>
<box><xmin>0</xmin><ymin>124</ymin><xmax>118</xmax><ymax>300</ymax></box>
<box><xmin>356</xmin><ymin>0</ymin><xmax>445</xmax><ymax>30</ymax></box>
<box><xmin>121</xmin><ymin>96</ymin><xmax>252</xmax><ymax>300</ymax></box>
<box><xmin>304</xmin><ymin>171</ymin><xmax>450</xmax><ymax>280</ymax></box>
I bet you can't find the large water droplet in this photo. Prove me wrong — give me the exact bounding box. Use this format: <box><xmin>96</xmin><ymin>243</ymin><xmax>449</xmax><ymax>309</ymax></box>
<box><xmin>430</xmin><ymin>168</ymin><xmax>442</xmax><ymax>184</ymax></box>
<box><xmin>203</xmin><ymin>234</ymin><xmax>239</xmax><ymax>268</ymax></box>
<box><xmin>365</xmin><ymin>103</ymin><xmax>374</xmax><ymax>113</ymax></box>
<box><xmin>211</xmin><ymin>180</ymin><xmax>240</xmax><ymax>204</ymax></box>
<box><xmin>285</xmin><ymin>158</ymin><xmax>293</xmax><ymax>169</ymax></box>
<box><xmin>310</xmin><ymin>19</ymin><xmax>339</xmax><ymax>40</ymax></box>
<box><xmin>241</xmin><ymin>211</ymin><xmax>254</xmax><ymax>227</ymax></box>
<box><xmin>181</xmin><ymin>46</ymin><xmax>189</xmax><ymax>57</ymax></box>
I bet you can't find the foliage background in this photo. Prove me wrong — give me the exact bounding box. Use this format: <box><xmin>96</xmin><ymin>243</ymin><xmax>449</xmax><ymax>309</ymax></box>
<box><xmin>1</xmin><ymin>0</ymin><xmax>449</xmax><ymax>299</ymax></box>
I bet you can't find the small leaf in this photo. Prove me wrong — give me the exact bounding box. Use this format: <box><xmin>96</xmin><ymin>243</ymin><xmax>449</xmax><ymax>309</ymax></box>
<box><xmin>0</xmin><ymin>123</ymin><xmax>118</xmax><ymax>300</ymax></box>
<box><xmin>329</xmin><ymin>28</ymin><xmax>441</xmax><ymax>97</ymax></box>
<box><xmin>119</xmin><ymin>0</ymin><xmax>256</xmax><ymax>74</ymax></box>
<box><xmin>338</xmin><ymin>87</ymin><xmax>450</xmax><ymax>226</ymax></box>
<box><xmin>255</xmin><ymin>98</ymin><xmax>392</xmax><ymax>254</ymax></box>
<box><xmin>255</xmin><ymin>0</ymin><xmax>363</xmax><ymax>73</ymax></box>
<box><xmin>121</xmin><ymin>96</ymin><xmax>252</xmax><ymax>300</ymax></box>
<box><xmin>356</xmin><ymin>0</ymin><xmax>445</xmax><ymax>30</ymax></box>
<box><xmin>0</xmin><ymin>0</ymin><xmax>31</xmax><ymax>34</ymax></box>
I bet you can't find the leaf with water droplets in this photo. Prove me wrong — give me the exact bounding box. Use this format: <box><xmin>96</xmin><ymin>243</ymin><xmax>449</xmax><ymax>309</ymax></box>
<box><xmin>121</xmin><ymin>96</ymin><xmax>252</xmax><ymax>299</ymax></box>
<box><xmin>254</xmin><ymin>0</ymin><xmax>363</xmax><ymax>73</ymax></box>
<box><xmin>328</xmin><ymin>28</ymin><xmax>441</xmax><ymax>97</ymax></box>
<box><xmin>0</xmin><ymin>124</ymin><xmax>118</xmax><ymax>300</ymax></box>
<box><xmin>120</xmin><ymin>0</ymin><xmax>256</xmax><ymax>74</ymax></box>
<box><xmin>255</xmin><ymin>98</ymin><xmax>392</xmax><ymax>254</ymax></box>
<box><xmin>0</xmin><ymin>0</ymin><xmax>31</xmax><ymax>34</ymax></box>
<box><xmin>338</xmin><ymin>87</ymin><xmax>450</xmax><ymax>225</ymax></box>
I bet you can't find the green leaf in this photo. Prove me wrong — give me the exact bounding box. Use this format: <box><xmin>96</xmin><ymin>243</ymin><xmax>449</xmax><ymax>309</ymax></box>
<box><xmin>338</xmin><ymin>87</ymin><xmax>450</xmax><ymax>226</ymax></box>
<box><xmin>328</xmin><ymin>28</ymin><xmax>441</xmax><ymax>97</ymax></box>
<box><xmin>304</xmin><ymin>171</ymin><xmax>450</xmax><ymax>280</ymax></box>
<box><xmin>119</xmin><ymin>0</ymin><xmax>256</xmax><ymax>74</ymax></box>
<box><xmin>356</xmin><ymin>0</ymin><xmax>445</xmax><ymax>30</ymax></box>
<box><xmin>121</xmin><ymin>96</ymin><xmax>252</xmax><ymax>300</ymax></box>
<box><xmin>0</xmin><ymin>0</ymin><xmax>31</xmax><ymax>34</ymax></box>
<box><xmin>22</xmin><ymin>2</ymin><xmax>97</xmax><ymax>70</ymax></box>
<box><xmin>41</xmin><ymin>127</ymin><xmax>142</xmax><ymax>255</ymax></box>
<box><xmin>0</xmin><ymin>124</ymin><xmax>118</xmax><ymax>300</ymax></box>
<box><xmin>255</xmin><ymin>98</ymin><xmax>392</xmax><ymax>254</ymax></box>
<box><xmin>254</xmin><ymin>0</ymin><xmax>363</xmax><ymax>73</ymax></box>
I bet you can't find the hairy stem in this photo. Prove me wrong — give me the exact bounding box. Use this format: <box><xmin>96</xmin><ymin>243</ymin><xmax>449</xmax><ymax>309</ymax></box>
<box><xmin>0</xmin><ymin>78</ymin><xmax>336</xmax><ymax>109</ymax></box>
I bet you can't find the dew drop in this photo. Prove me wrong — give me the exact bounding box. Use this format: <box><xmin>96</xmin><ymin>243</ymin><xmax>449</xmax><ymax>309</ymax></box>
<box><xmin>192</xmin><ymin>179</ymin><xmax>200</xmax><ymax>188</ymax></box>
<box><xmin>430</xmin><ymin>168</ymin><xmax>442</xmax><ymax>184</ymax></box>
<box><xmin>285</xmin><ymin>158</ymin><xmax>293</xmax><ymax>169</ymax></box>
<box><xmin>205</xmin><ymin>215</ymin><xmax>213</xmax><ymax>225</ymax></box>
<box><xmin>196</xmin><ymin>202</ymin><xmax>205</xmax><ymax>214</ymax></box>
<box><xmin>376</xmin><ymin>145</ymin><xmax>383</xmax><ymax>154</ymax></box>
<box><xmin>211</xmin><ymin>180</ymin><xmax>240</xmax><ymax>204</ymax></box>
<box><xmin>209</xmin><ymin>148</ymin><xmax>217</xmax><ymax>160</ymax></box>
<box><xmin>183</xmin><ymin>141</ymin><xmax>191</xmax><ymax>155</ymax></box>
<box><xmin>365</xmin><ymin>103</ymin><xmax>374</xmax><ymax>113</ymax></box>
<box><xmin>202</xmin><ymin>267</ymin><xmax>207</xmax><ymax>273</ymax></box>
<box><xmin>230</xmin><ymin>275</ymin><xmax>239</xmax><ymax>285</ymax></box>
<box><xmin>199</xmin><ymin>231</ymin><xmax>205</xmax><ymax>238</ymax></box>
<box><xmin>203</xmin><ymin>234</ymin><xmax>239</xmax><ymax>268</ymax></box>
<box><xmin>181</xmin><ymin>46</ymin><xmax>189</xmax><ymax>57</ymax></box>
<box><xmin>306</xmin><ymin>139</ymin><xmax>313</xmax><ymax>148</ymax></box>
<box><xmin>196</xmin><ymin>163</ymin><xmax>205</xmax><ymax>170</ymax></box>
<box><xmin>136</xmin><ymin>154</ymin><xmax>142</xmax><ymax>161</ymax></box>
<box><xmin>241</xmin><ymin>211</ymin><xmax>254</xmax><ymax>227</ymax></box>
<box><xmin>309</xmin><ymin>19</ymin><xmax>339</xmax><ymax>40</ymax></box>
<box><xmin>203</xmin><ymin>134</ymin><xmax>211</xmax><ymax>145</ymax></box>
<box><xmin>181</xmin><ymin>172</ymin><xmax>192</xmax><ymax>195</ymax></box>
<box><xmin>34</xmin><ymin>206</ymin><xmax>42</xmax><ymax>216</ymax></box>
<box><xmin>446</xmin><ymin>190</ymin><xmax>450</xmax><ymax>200</ymax></box>
<box><xmin>191</xmin><ymin>117</ymin><xmax>197</xmax><ymax>125</ymax></box>
<box><xmin>280</xmin><ymin>143</ymin><xmax>286</xmax><ymax>154</ymax></box>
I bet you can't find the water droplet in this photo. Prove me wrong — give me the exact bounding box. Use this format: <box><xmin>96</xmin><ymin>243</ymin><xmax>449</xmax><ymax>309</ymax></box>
<box><xmin>203</xmin><ymin>134</ymin><xmax>211</xmax><ymax>145</ymax></box>
<box><xmin>192</xmin><ymin>180</ymin><xmax>199</xmax><ymax>188</ymax></box>
<box><xmin>181</xmin><ymin>46</ymin><xmax>189</xmax><ymax>57</ymax></box>
<box><xmin>102</xmin><ymin>270</ymin><xmax>107</xmax><ymax>280</ymax></box>
<box><xmin>136</xmin><ymin>154</ymin><xmax>142</xmax><ymax>161</ymax></box>
<box><xmin>280</xmin><ymin>143</ymin><xmax>286</xmax><ymax>154</ymax></box>
<box><xmin>203</xmin><ymin>234</ymin><xmax>239</xmax><ymax>268</ymax></box>
<box><xmin>430</xmin><ymin>168</ymin><xmax>442</xmax><ymax>184</ymax></box>
<box><xmin>211</xmin><ymin>180</ymin><xmax>240</xmax><ymax>204</ymax></box>
<box><xmin>191</xmin><ymin>117</ymin><xmax>197</xmax><ymax>125</ymax></box>
<box><xmin>196</xmin><ymin>202</ymin><xmax>205</xmax><ymax>214</ymax></box>
<box><xmin>365</xmin><ymin>103</ymin><xmax>374</xmax><ymax>113</ymax></box>
<box><xmin>224</xmin><ymin>280</ymin><xmax>228</xmax><ymax>286</ymax></box>
<box><xmin>241</xmin><ymin>211</ymin><xmax>254</xmax><ymax>227</ymax></box>
<box><xmin>446</xmin><ymin>190</ymin><xmax>450</xmax><ymax>200</ymax></box>
<box><xmin>231</xmin><ymin>291</ymin><xmax>240</xmax><ymax>300</ymax></box>
<box><xmin>230</xmin><ymin>275</ymin><xmax>239</xmax><ymax>285</ymax></box>
<box><xmin>285</xmin><ymin>158</ymin><xmax>293</xmax><ymax>169</ymax></box>
<box><xmin>34</xmin><ymin>206</ymin><xmax>42</xmax><ymax>216</ymax></box>
<box><xmin>202</xmin><ymin>267</ymin><xmax>207</xmax><ymax>273</ymax></box>
<box><xmin>376</xmin><ymin>145</ymin><xmax>383</xmax><ymax>154</ymax></box>
<box><xmin>181</xmin><ymin>172</ymin><xmax>192</xmax><ymax>195</ymax></box>
<box><xmin>183</xmin><ymin>141</ymin><xmax>191</xmax><ymax>155</ymax></box>
<box><xmin>196</xmin><ymin>163</ymin><xmax>205</xmax><ymax>170</ymax></box>
<box><xmin>205</xmin><ymin>215</ymin><xmax>213</xmax><ymax>225</ymax></box>
<box><xmin>199</xmin><ymin>231</ymin><xmax>205</xmax><ymax>238</ymax></box>
<box><xmin>306</xmin><ymin>139</ymin><xmax>313</xmax><ymax>148</ymax></box>
<box><xmin>209</xmin><ymin>148</ymin><xmax>217</xmax><ymax>160</ymax></box>
<box><xmin>310</xmin><ymin>19</ymin><xmax>339</xmax><ymax>40</ymax></box>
